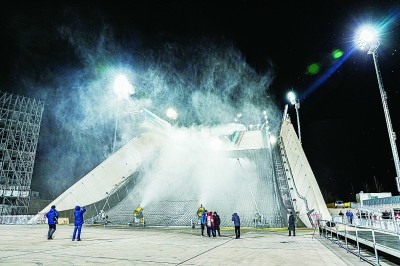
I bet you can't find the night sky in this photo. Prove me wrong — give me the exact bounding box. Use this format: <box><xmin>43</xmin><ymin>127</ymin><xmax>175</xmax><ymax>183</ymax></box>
<box><xmin>1</xmin><ymin>1</ymin><xmax>400</xmax><ymax>202</ymax></box>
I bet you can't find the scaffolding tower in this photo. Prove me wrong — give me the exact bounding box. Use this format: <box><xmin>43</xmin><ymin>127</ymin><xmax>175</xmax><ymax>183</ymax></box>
<box><xmin>0</xmin><ymin>91</ymin><xmax>44</xmax><ymax>215</ymax></box>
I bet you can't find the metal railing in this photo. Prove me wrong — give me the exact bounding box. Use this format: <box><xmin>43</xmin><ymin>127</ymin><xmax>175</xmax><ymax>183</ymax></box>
<box><xmin>318</xmin><ymin>219</ymin><xmax>400</xmax><ymax>266</ymax></box>
<box><xmin>332</xmin><ymin>215</ymin><xmax>400</xmax><ymax>234</ymax></box>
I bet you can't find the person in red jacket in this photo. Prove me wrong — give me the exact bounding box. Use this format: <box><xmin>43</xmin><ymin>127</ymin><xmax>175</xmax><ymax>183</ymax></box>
<box><xmin>206</xmin><ymin>211</ymin><xmax>215</xmax><ymax>237</ymax></box>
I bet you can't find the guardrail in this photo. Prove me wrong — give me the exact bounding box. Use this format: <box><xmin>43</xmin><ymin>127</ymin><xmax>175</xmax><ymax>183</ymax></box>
<box><xmin>318</xmin><ymin>219</ymin><xmax>400</xmax><ymax>265</ymax></box>
<box><xmin>331</xmin><ymin>215</ymin><xmax>400</xmax><ymax>234</ymax></box>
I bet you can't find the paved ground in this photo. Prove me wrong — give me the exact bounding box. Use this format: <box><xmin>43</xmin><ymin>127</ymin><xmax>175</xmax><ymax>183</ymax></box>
<box><xmin>0</xmin><ymin>224</ymin><xmax>387</xmax><ymax>265</ymax></box>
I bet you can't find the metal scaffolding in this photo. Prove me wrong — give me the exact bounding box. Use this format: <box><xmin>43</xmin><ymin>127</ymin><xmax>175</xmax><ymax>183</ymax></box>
<box><xmin>0</xmin><ymin>91</ymin><xmax>44</xmax><ymax>215</ymax></box>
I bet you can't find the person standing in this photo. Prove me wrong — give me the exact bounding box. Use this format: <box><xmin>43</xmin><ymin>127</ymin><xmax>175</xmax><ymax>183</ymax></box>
<box><xmin>349</xmin><ymin>210</ymin><xmax>354</xmax><ymax>224</ymax></box>
<box><xmin>314</xmin><ymin>212</ymin><xmax>320</xmax><ymax>226</ymax></box>
<box><xmin>232</xmin><ymin>212</ymin><xmax>240</xmax><ymax>239</ymax></box>
<box><xmin>211</xmin><ymin>212</ymin><xmax>216</xmax><ymax>237</ymax></box>
<box><xmin>200</xmin><ymin>209</ymin><xmax>207</xmax><ymax>236</ymax></box>
<box><xmin>72</xmin><ymin>206</ymin><xmax>86</xmax><ymax>241</ymax></box>
<box><xmin>345</xmin><ymin>210</ymin><xmax>350</xmax><ymax>223</ymax></box>
<box><xmin>213</xmin><ymin>211</ymin><xmax>221</xmax><ymax>237</ymax></box>
<box><xmin>206</xmin><ymin>211</ymin><xmax>215</xmax><ymax>237</ymax></box>
<box><xmin>288</xmin><ymin>211</ymin><xmax>296</xmax><ymax>236</ymax></box>
<box><xmin>339</xmin><ymin>210</ymin><xmax>344</xmax><ymax>222</ymax></box>
<box><xmin>46</xmin><ymin>205</ymin><xmax>59</xmax><ymax>240</ymax></box>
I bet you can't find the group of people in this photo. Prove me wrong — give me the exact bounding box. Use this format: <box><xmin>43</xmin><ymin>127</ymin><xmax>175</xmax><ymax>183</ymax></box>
<box><xmin>200</xmin><ymin>210</ymin><xmax>222</xmax><ymax>237</ymax></box>
<box><xmin>45</xmin><ymin>205</ymin><xmax>86</xmax><ymax>241</ymax></box>
<box><xmin>199</xmin><ymin>208</ymin><xmax>241</xmax><ymax>239</ymax></box>
<box><xmin>338</xmin><ymin>209</ymin><xmax>354</xmax><ymax>224</ymax></box>
<box><xmin>345</xmin><ymin>210</ymin><xmax>354</xmax><ymax>224</ymax></box>
<box><xmin>47</xmin><ymin>204</ymin><xmax>294</xmax><ymax>240</ymax></box>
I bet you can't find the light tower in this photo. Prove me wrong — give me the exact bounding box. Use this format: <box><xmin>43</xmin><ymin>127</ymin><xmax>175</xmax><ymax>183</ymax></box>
<box><xmin>287</xmin><ymin>91</ymin><xmax>301</xmax><ymax>145</ymax></box>
<box><xmin>357</xmin><ymin>25</ymin><xmax>400</xmax><ymax>192</ymax></box>
<box><xmin>112</xmin><ymin>74</ymin><xmax>134</xmax><ymax>152</ymax></box>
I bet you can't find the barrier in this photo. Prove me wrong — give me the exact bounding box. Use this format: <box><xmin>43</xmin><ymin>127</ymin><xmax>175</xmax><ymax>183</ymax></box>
<box><xmin>58</xmin><ymin>218</ymin><xmax>69</xmax><ymax>224</ymax></box>
<box><xmin>0</xmin><ymin>215</ymin><xmax>35</xmax><ymax>224</ymax></box>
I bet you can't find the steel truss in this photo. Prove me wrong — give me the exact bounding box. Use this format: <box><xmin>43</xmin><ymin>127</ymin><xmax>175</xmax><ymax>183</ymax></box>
<box><xmin>0</xmin><ymin>91</ymin><xmax>44</xmax><ymax>215</ymax></box>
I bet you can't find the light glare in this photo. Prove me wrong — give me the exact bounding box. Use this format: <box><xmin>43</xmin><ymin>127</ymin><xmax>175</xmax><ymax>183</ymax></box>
<box><xmin>166</xmin><ymin>108</ymin><xmax>178</xmax><ymax>120</ymax></box>
<box><xmin>357</xmin><ymin>25</ymin><xmax>379</xmax><ymax>49</ymax></box>
<box><xmin>113</xmin><ymin>75</ymin><xmax>134</xmax><ymax>99</ymax></box>
<box><xmin>287</xmin><ymin>91</ymin><xmax>296</xmax><ymax>105</ymax></box>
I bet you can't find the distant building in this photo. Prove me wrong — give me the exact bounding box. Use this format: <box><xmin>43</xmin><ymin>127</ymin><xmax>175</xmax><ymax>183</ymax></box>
<box><xmin>356</xmin><ymin>191</ymin><xmax>392</xmax><ymax>207</ymax></box>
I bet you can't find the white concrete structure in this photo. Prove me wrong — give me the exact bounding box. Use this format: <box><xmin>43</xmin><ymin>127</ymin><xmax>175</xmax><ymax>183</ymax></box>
<box><xmin>33</xmin><ymin>131</ymin><xmax>165</xmax><ymax>216</ymax></box>
<box><xmin>29</xmin><ymin>111</ymin><xmax>169</xmax><ymax>223</ymax></box>
<box><xmin>280</xmin><ymin>117</ymin><xmax>331</xmax><ymax>227</ymax></box>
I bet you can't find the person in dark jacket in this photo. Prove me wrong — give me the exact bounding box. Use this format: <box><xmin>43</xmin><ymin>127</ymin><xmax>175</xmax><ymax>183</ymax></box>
<box><xmin>232</xmin><ymin>212</ymin><xmax>240</xmax><ymax>239</ymax></box>
<box><xmin>213</xmin><ymin>211</ymin><xmax>221</xmax><ymax>237</ymax></box>
<box><xmin>72</xmin><ymin>206</ymin><xmax>86</xmax><ymax>241</ymax></box>
<box><xmin>288</xmin><ymin>211</ymin><xmax>296</xmax><ymax>236</ymax></box>
<box><xmin>46</xmin><ymin>205</ymin><xmax>59</xmax><ymax>240</ymax></box>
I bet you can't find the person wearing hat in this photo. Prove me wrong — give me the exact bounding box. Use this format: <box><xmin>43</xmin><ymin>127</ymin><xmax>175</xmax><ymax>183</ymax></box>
<box><xmin>72</xmin><ymin>205</ymin><xmax>87</xmax><ymax>241</ymax></box>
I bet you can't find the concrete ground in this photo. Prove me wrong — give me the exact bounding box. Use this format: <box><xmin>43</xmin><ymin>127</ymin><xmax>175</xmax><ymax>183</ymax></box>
<box><xmin>0</xmin><ymin>224</ymin><xmax>384</xmax><ymax>266</ymax></box>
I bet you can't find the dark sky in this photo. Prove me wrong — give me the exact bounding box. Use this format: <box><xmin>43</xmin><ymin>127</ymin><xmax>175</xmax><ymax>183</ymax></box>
<box><xmin>1</xmin><ymin>1</ymin><xmax>400</xmax><ymax>202</ymax></box>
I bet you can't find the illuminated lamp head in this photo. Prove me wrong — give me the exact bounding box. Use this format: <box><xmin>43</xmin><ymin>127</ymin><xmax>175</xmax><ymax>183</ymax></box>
<box><xmin>356</xmin><ymin>25</ymin><xmax>379</xmax><ymax>50</ymax></box>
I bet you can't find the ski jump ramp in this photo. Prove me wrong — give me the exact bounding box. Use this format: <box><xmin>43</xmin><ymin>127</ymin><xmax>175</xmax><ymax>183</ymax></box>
<box><xmin>30</xmin><ymin>108</ymin><xmax>330</xmax><ymax>227</ymax></box>
<box><xmin>279</xmin><ymin>116</ymin><xmax>331</xmax><ymax>227</ymax></box>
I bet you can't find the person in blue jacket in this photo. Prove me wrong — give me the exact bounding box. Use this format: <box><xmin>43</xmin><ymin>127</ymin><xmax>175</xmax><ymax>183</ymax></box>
<box><xmin>200</xmin><ymin>209</ymin><xmax>207</xmax><ymax>236</ymax></box>
<box><xmin>72</xmin><ymin>206</ymin><xmax>86</xmax><ymax>241</ymax></box>
<box><xmin>46</xmin><ymin>205</ymin><xmax>59</xmax><ymax>240</ymax></box>
<box><xmin>232</xmin><ymin>212</ymin><xmax>241</xmax><ymax>239</ymax></box>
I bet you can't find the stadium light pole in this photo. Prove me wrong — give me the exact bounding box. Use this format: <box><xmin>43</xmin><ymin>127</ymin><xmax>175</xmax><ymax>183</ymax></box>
<box><xmin>287</xmin><ymin>91</ymin><xmax>301</xmax><ymax>145</ymax></box>
<box><xmin>112</xmin><ymin>75</ymin><xmax>134</xmax><ymax>152</ymax></box>
<box><xmin>357</xmin><ymin>25</ymin><xmax>400</xmax><ymax>192</ymax></box>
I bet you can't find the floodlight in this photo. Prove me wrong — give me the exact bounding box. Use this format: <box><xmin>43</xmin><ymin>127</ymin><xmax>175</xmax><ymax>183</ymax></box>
<box><xmin>356</xmin><ymin>25</ymin><xmax>379</xmax><ymax>51</ymax></box>
<box><xmin>166</xmin><ymin>108</ymin><xmax>178</xmax><ymax>120</ymax></box>
<box><xmin>287</xmin><ymin>90</ymin><xmax>301</xmax><ymax>144</ymax></box>
<box><xmin>287</xmin><ymin>91</ymin><xmax>296</xmax><ymax>105</ymax></box>
<box><xmin>112</xmin><ymin>74</ymin><xmax>133</xmax><ymax>152</ymax></box>
<box><xmin>113</xmin><ymin>75</ymin><xmax>134</xmax><ymax>100</ymax></box>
